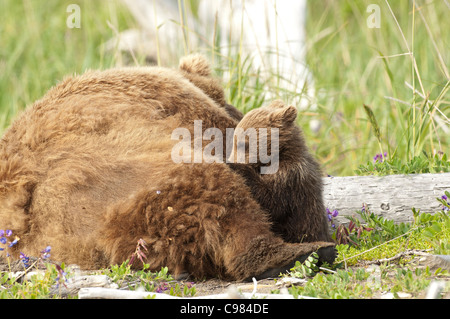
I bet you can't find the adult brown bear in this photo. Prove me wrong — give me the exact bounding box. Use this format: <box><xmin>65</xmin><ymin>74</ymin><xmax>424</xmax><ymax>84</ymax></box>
<box><xmin>0</xmin><ymin>55</ymin><xmax>334</xmax><ymax>280</ymax></box>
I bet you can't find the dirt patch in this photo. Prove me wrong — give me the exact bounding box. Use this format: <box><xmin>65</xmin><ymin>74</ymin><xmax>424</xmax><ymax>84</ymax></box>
<box><xmin>187</xmin><ymin>278</ymin><xmax>280</xmax><ymax>297</ymax></box>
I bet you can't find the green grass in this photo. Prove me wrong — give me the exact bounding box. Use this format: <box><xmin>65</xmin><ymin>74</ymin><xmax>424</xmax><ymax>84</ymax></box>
<box><xmin>284</xmin><ymin>195</ymin><xmax>450</xmax><ymax>299</ymax></box>
<box><xmin>288</xmin><ymin>264</ymin><xmax>448</xmax><ymax>299</ymax></box>
<box><xmin>303</xmin><ymin>0</ymin><xmax>449</xmax><ymax>175</ymax></box>
<box><xmin>0</xmin><ymin>0</ymin><xmax>136</xmax><ymax>134</ymax></box>
<box><xmin>0</xmin><ymin>0</ymin><xmax>448</xmax><ymax>175</ymax></box>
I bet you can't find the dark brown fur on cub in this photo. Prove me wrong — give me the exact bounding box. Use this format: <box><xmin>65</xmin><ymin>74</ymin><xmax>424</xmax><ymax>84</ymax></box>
<box><xmin>229</xmin><ymin>101</ymin><xmax>331</xmax><ymax>243</ymax></box>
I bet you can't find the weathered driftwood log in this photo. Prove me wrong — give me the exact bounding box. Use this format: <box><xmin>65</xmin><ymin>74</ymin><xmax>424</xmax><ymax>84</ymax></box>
<box><xmin>77</xmin><ymin>287</ymin><xmax>309</xmax><ymax>299</ymax></box>
<box><xmin>78</xmin><ymin>287</ymin><xmax>178</xmax><ymax>299</ymax></box>
<box><xmin>322</xmin><ymin>173</ymin><xmax>450</xmax><ymax>224</ymax></box>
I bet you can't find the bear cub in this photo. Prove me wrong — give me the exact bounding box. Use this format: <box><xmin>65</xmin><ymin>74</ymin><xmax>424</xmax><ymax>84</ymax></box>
<box><xmin>229</xmin><ymin>100</ymin><xmax>331</xmax><ymax>243</ymax></box>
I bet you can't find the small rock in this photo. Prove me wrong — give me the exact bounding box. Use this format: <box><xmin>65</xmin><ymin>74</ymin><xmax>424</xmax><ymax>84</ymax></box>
<box><xmin>420</xmin><ymin>255</ymin><xmax>450</xmax><ymax>271</ymax></box>
<box><xmin>9</xmin><ymin>270</ymin><xmax>46</xmax><ymax>282</ymax></box>
<box><xmin>226</xmin><ymin>286</ymin><xmax>243</xmax><ymax>299</ymax></box>
<box><xmin>50</xmin><ymin>274</ymin><xmax>118</xmax><ymax>297</ymax></box>
<box><xmin>275</xmin><ymin>277</ymin><xmax>307</xmax><ymax>287</ymax></box>
<box><xmin>381</xmin><ymin>292</ymin><xmax>412</xmax><ymax>299</ymax></box>
<box><xmin>425</xmin><ymin>281</ymin><xmax>447</xmax><ymax>299</ymax></box>
<box><xmin>380</xmin><ymin>292</ymin><xmax>394</xmax><ymax>299</ymax></box>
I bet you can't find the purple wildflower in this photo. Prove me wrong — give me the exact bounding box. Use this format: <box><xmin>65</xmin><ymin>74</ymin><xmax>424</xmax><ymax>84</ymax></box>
<box><xmin>373</xmin><ymin>152</ymin><xmax>388</xmax><ymax>163</ymax></box>
<box><xmin>326</xmin><ymin>208</ymin><xmax>339</xmax><ymax>228</ymax></box>
<box><xmin>441</xmin><ymin>195</ymin><xmax>449</xmax><ymax>212</ymax></box>
<box><xmin>20</xmin><ymin>252</ymin><xmax>31</xmax><ymax>268</ymax></box>
<box><xmin>1</xmin><ymin>230</ymin><xmax>19</xmax><ymax>256</ymax></box>
<box><xmin>8</xmin><ymin>238</ymin><xmax>19</xmax><ymax>247</ymax></box>
<box><xmin>54</xmin><ymin>264</ymin><xmax>68</xmax><ymax>289</ymax></box>
<box><xmin>326</xmin><ymin>208</ymin><xmax>339</xmax><ymax>218</ymax></box>
<box><xmin>41</xmin><ymin>246</ymin><xmax>51</xmax><ymax>259</ymax></box>
<box><xmin>326</xmin><ymin>208</ymin><xmax>332</xmax><ymax>221</ymax></box>
<box><xmin>156</xmin><ymin>282</ymin><xmax>170</xmax><ymax>293</ymax></box>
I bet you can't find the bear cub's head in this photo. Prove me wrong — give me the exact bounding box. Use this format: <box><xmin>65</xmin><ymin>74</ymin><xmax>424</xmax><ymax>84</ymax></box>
<box><xmin>228</xmin><ymin>100</ymin><xmax>300</xmax><ymax>175</ymax></box>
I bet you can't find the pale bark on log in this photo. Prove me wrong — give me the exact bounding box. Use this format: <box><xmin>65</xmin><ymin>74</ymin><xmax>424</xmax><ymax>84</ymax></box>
<box><xmin>322</xmin><ymin>173</ymin><xmax>450</xmax><ymax>225</ymax></box>
<box><xmin>77</xmin><ymin>287</ymin><xmax>309</xmax><ymax>299</ymax></box>
<box><xmin>78</xmin><ymin>287</ymin><xmax>178</xmax><ymax>299</ymax></box>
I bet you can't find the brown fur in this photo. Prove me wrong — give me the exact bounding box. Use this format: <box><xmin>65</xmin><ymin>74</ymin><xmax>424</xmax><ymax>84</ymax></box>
<box><xmin>0</xmin><ymin>55</ymin><xmax>333</xmax><ymax>280</ymax></box>
<box><xmin>179</xmin><ymin>54</ymin><xmax>243</xmax><ymax>121</ymax></box>
<box><xmin>228</xmin><ymin>100</ymin><xmax>332</xmax><ymax>243</ymax></box>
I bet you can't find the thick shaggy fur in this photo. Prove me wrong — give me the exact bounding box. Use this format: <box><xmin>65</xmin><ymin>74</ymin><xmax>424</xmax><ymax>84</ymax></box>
<box><xmin>0</xmin><ymin>55</ymin><xmax>334</xmax><ymax>280</ymax></box>
<box><xmin>179</xmin><ymin>54</ymin><xmax>243</xmax><ymax>121</ymax></box>
<box><xmin>228</xmin><ymin>101</ymin><xmax>331</xmax><ymax>243</ymax></box>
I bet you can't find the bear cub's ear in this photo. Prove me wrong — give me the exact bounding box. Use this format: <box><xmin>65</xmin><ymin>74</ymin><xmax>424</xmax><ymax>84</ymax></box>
<box><xmin>179</xmin><ymin>54</ymin><xmax>211</xmax><ymax>77</ymax></box>
<box><xmin>274</xmin><ymin>105</ymin><xmax>298</xmax><ymax>123</ymax></box>
<box><xmin>267</xmin><ymin>100</ymin><xmax>298</xmax><ymax>125</ymax></box>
